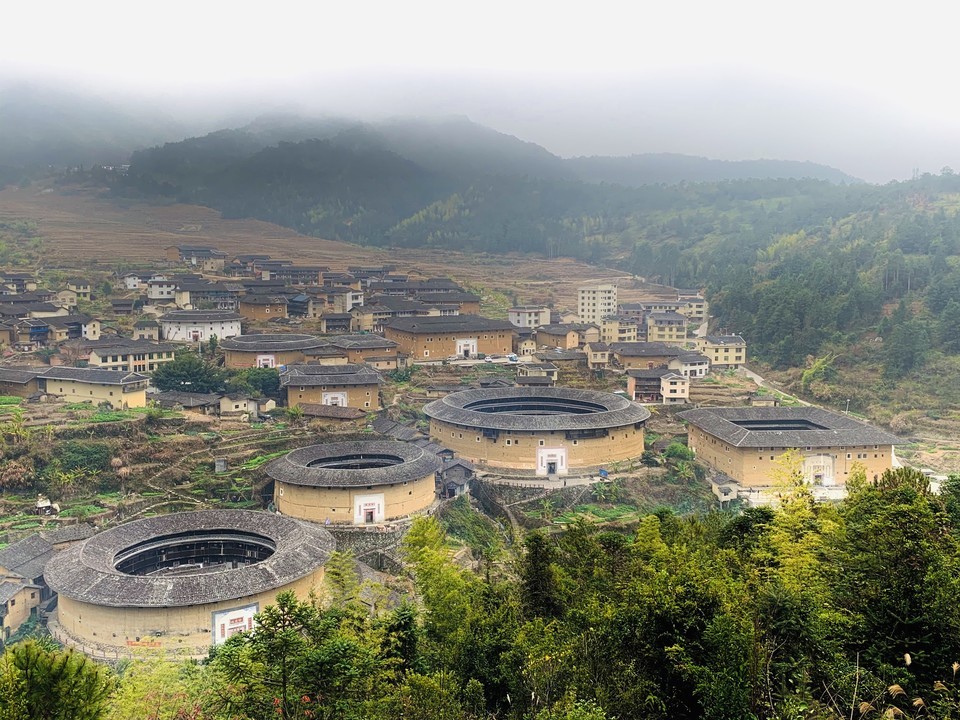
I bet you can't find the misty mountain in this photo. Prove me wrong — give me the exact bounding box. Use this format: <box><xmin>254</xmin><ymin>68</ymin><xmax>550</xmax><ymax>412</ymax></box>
<box><xmin>566</xmin><ymin>152</ymin><xmax>863</xmax><ymax>186</ymax></box>
<box><xmin>0</xmin><ymin>84</ymin><xmax>186</xmax><ymax>171</ymax></box>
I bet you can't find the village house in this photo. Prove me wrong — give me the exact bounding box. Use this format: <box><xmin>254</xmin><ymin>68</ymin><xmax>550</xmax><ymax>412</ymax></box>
<box><xmin>0</xmin><ymin>368</ymin><xmax>41</xmax><ymax>398</ymax></box>
<box><xmin>174</xmin><ymin>279</ymin><xmax>239</xmax><ymax>311</ymax></box>
<box><xmin>608</xmin><ymin>341</ymin><xmax>684</xmax><ymax>369</ymax></box>
<box><xmin>110</xmin><ymin>297</ymin><xmax>143</xmax><ymax>315</ymax></box>
<box><xmin>516</xmin><ymin>362</ymin><xmax>559</xmax><ymax>386</ymax></box>
<box><xmin>508</xmin><ymin>306</ymin><xmax>551</xmax><ymax>328</ymax></box>
<box><xmin>133</xmin><ymin>318</ymin><xmax>160</xmax><ymax>340</ymax></box>
<box><xmin>0</xmin><ymin>272</ymin><xmax>37</xmax><ymax>294</ymax></box>
<box><xmin>159</xmin><ymin>310</ymin><xmax>243</xmax><ymax>342</ymax></box>
<box><xmin>697</xmin><ymin>334</ymin><xmax>747</xmax><ymax>369</ymax></box>
<box><xmin>37</xmin><ymin>367</ymin><xmax>149</xmax><ymax>408</ymax></box>
<box><xmin>66</xmin><ymin>278</ymin><xmax>91</xmax><ymax>302</ymax></box>
<box><xmin>514</xmin><ymin>327</ymin><xmax>538</xmax><ymax>356</ymax></box>
<box><xmin>384</xmin><ymin>315</ymin><xmax>515</xmax><ymax>360</ymax></box>
<box><xmin>303</xmin><ymin>334</ymin><xmax>401</xmax><ymax>370</ymax></box>
<box><xmin>220</xmin><ymin>333</ymin><xmax>326</xmax><ymax>369</ymax></box>
<box><xmin>351</xmin><ymin>296</ymin><xmax>455</xmax><ymax>333</ymax></box>
<box><xmin>583</xmin><ymin>341</ymin><xmax>611</xmax><ymax>370</ymax></box>
<box><xmin>238</xmin><ymin>295</ymin><xmax>288</xmax><ymax>322</ymax></box>
<box><xmin>165</xmin><ymin>245</ymin><xmax>228</xmax><ymax>272</ymax></box>
<box><xmin>0</xmin><ymin>318</ymin><xmax>50</xmax><ymax>349</ymax></box>
<box><xmin>577</xmin><ymin>283</ymin><xmax>618</xmax><ymax>324</ymax></box>
<box><xmin>627</xmin><ymin>368</ymin><xmax>690</xmax><ymax>404</ymax></box>
<box><xmin>600</xmin><ymin>316</ymin><xmax>639</xmax><ymax>344</ymax></box>
<box><xmin>55</xmin><ymin>288</ymin><xmax>78</xmax><ymax>309</ymax></box>
<box><xmin>281</xmin><ymin>364</ymin><xmax>382</xmax><ymax>410</ymax></box>
<box><xmin>152</xmin><ymin>390</ymin><xmax>222</xmax><ymax>415</ymax></box>
<box><xmin>679</xmin><ymin>406</ymin><xmax>901</xmax><ymax>488</ymax></box>
<box><xmin>0</xmin><ymin>580</ymin><xmax>43</xmax><ymax>640</ymax></box>
<box><xmin>536</xmin><ymin>323</ymin><xmax>600</xmax><ymax>350</ymax></box>
<box><xmin>86</xmin><ymin>339</ymin><xmax>178</xmax><ymax>373</ymax></box>
<box><xmin>668</xmin><ymin>351</ymin><xmax>711</xmax><ymax>378</ymax></box>
<box><xmin>644</xmin><ymin>311</ymin><xmax>688</xmax><ymax>344</ymax></box>
<box><xmin>45</xmin><ymin>314</ymin><xmax>101</xmax><ymax>342</ymax></box>
<box><xmin>532</xmin><ymin>348</ymin><xmax>586</xmax><ymax>367</ymax></box>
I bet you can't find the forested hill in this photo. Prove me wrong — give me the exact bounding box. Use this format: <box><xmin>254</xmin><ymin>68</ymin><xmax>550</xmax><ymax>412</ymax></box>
<box><xmin>114</xmin><ymin>124</ymin><xmax>960</xmax><ymax>422</ymax></box>
<box><xmin>566</xmin><ymin>152</ymin><xmax>862</xmax><ymax>186</ymax></box>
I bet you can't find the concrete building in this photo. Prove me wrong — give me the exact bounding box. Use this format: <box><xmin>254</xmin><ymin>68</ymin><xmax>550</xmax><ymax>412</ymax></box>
<box><xmin>644</xmin><ymin>312</ymin><xmax>688</xmax><ymax>344</ymax></box>
<box><xmin>600</xmin><ymin>316</ymin><xmax>638</xmax><ymax>344</ymax></box>
<box><xmin>697</xmin><ymin>335</ymin><xmax>747</xmax><ymax>369</ymax></box>
<box><xmin>679</xmin><ymin>406</ymin><xmax>901</xmax><ymax>488</ymax></box>
<box><xmin>424</xmin><ymin>387</ymin><xmax>650</xmax><ymax>476</ymax></box>
<box><xmin>508</xmin><ymin>306</ymin><xmax>551</xmax><ymax>328</ymax></box>
<box><xmin>280</xmin><ymin>364</ymin><xmax>382</xmax><ymax>410</ymax></box>
<box><xmin>577</xmin><ymin>283</ymin><xmax>618</xmax><ymax>324</ymax></box>
<box><xmin>87</xmin><ymin>339</ymin><xmax>178</xmax><ymax>373</ymax></box>
<box><xmin>668</xmin><ymin>352</ymin><xmax>711</xmax><ymax>378</ymax></box>
<box><xmin>46</xmin><ymin>510</ymin><xmax>333</xmax><ymax>655</ymax></box>
<box><xmin>626</xmin><ymin>368</ymin><xmax>690</xmax><ymax>404</ymax></box>
<box><xmin>159</xmin><ymin>310</ymin><xmax>242</xmax><ymax>343</ymax></box>
<box><xmin>267</xmin><ymin>441</ymin><xmax>441</xmax><ymax>525</ymax></box>
<box><xmin>384</xmin><ymin>315</ymin><xmax>515</xmax><ymax>360</ymax></box>
<box><xmin>38</xmin><ymin>367</ymin><xmax>149</xmax><ymax>408</ymax></box>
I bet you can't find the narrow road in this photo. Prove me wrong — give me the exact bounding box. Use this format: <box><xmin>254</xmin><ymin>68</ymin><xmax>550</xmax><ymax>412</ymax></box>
<box><xmin>736</xmin><ymin>366</ymin><xmax>810</xmax><ymax>406</ymax></box>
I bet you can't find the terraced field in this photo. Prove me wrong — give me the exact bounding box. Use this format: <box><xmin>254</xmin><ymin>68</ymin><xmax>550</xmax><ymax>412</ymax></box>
<box><xmin>0</xmin><ymin>182</ymin><xmax>675</xmax><ymax>312</ymax></box>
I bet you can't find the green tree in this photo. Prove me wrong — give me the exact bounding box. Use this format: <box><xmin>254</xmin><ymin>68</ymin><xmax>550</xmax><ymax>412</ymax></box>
<box><xmin>0</xmin><ymin>640</ymin><xmax>115</xmax><ymax>720</ymax></box>
<box><xmin>150</xmin><ymin>352</ymin><xmax>225</xmax><ymax>393</ymax></box>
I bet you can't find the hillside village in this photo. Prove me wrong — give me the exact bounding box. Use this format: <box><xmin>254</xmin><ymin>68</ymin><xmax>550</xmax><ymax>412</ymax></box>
<box><xmin>0</xmin><ymin>241</ymin><xmax>912</xmax><ymax>655</ymax></box>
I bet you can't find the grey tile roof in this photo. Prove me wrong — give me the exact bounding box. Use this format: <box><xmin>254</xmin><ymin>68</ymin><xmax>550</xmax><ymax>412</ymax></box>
<box><xmin>221</xmin><ymin>333</ymin><xmax>326</xmax><ymax>352</ymax></box>
<box><xmin>295</xmin><ymin>404</ymin><xmax>366</xmax><ymax>419</ymax></box>
<box><xmin>152</xmin><ymin>390</ymin><xmax>223</xmax><ymax>408</ymax></box>
<box><xmin>386</xmin><ymin>315</ymin><xmax>515</xmax><ymax>334</ymax></box>
<box><xmin>40</xmin><ymin>367</ymin><xmax>149</xmax><ymax>385</ymax></box>
<box><xmin>327</xmin><ymin>334</ymin><xmax>398</xmax><ymax>350</ymax></box>
<box><xmin>159</xmin><ymin>310</ymin><xmax>243</xmax><ymax>323</ymax></box>
<box><xmin>703</xmin><ymin>334</ymin><xmax>746</xmax><ymax>346</ymax></box>
<box><xmin>39</xmin><ymin>523</ymin><xmax>96</xmax><ymax>544</ymax></box>
<box><xmin>280</xmin><ymin>364</ymin><xmax>381</xmax><ymax>387</ymax></box>
<box><xmin>240</xmin><ymin>295</ymin><xmax>288</xmax><ymax>305</ymax></box>
<box><xmin>0</xmin><ymin>534</ymin><xmax>54</xmax><ymax>581</ymax></box>
<box><xmin>44</xmin><ymin>510</ymin><xmax>334</xmax><ymax>608</ymax></box>
<box><xmin>677</xmin><ymin>406</ymin><xmax>902</xmax><ymax>448</ymax></box>
<box><xmin>266</xmin><ymin>441</ymin><xmax>441</xmax><ymax>488</ymax></box>
<box><xmin>423</xmin><ymin>387</ymin><xmax>650</xmax><ymax>432</ymax></box>
<box><xmin>609</xmin><ymin>342</ymin><xmax>684</xmax><ymax>357</ymax></box>
<box><xmin>0</xmin><ymin>367</ymin><xmax>41</xmax><ymax>384</ymax></box>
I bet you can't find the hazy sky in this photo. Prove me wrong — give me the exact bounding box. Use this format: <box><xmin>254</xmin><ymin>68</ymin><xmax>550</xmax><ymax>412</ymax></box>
<box><xmin>5</xmin><ymin>0</ymin><xmax>960</xmax><ymax>181</ymax></box>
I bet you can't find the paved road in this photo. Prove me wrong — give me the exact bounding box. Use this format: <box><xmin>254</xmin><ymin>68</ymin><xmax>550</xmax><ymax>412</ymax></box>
<box><xmin>736</xmin><ymin>366</ymin><xmax>810</xmax><ymax>406</ymax></box>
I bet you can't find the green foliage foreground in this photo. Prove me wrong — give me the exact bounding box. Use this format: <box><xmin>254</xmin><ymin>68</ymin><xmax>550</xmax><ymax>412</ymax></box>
<box><xmin>7</xmin><ymin>467</ymin><xmax>960</xmax><ymax>719</ymax></box>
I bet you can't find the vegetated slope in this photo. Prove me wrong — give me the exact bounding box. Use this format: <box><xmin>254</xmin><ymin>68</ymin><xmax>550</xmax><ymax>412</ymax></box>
<box><xmin>0</xmin><ymin>84</ymin><xmax>185</xmax><ymax>171</ymax></box>
<box><xmin>566</xmin><ymin>152</ymin><xmax>862</xmax><ymax>186</ymax></box>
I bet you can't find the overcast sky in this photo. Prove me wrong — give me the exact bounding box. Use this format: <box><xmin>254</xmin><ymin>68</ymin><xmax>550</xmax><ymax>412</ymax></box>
<box><xmin>5</xmin><ymin>0</ymin><xmax>960</xmax><ymax>182</ymax></box>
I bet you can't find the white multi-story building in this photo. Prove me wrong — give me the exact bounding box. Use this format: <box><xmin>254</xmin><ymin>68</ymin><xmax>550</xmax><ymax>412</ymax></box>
<box><xmin>577</xmin><ymin>284</ymin><xmax>618</xmax><ymax>325</ymax></box>
<box><xmin>508</xmin><ymin>306</ymin><xmax>551</xmax><ymax>328</ymax></box>
<box><xmin>159</xmin><ymin>310</ymin><xmax>242</xmax><ymax>343</ymax></box>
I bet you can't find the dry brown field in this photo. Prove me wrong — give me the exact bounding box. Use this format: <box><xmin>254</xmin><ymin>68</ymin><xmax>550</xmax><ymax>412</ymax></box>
<box><xmin>0</xmin><ymin>183</ymin><xmax>678</xmax><ymax>311</ymax></box>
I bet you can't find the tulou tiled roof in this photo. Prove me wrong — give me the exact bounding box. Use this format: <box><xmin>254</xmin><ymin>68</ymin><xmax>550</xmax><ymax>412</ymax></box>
<box><xmin>44</xmin><ymin>510</ymin><xmax>334</xmax><ymax>608</ymax></box>
<box><xmin>423</xmin><ymin>386</ymin><xmax>650</xmax><ymax>432</ymax></box>
<box><xmin>159</xmin><ymin>310</ymin><xmax>242</xmax><ymax>323</ymax></box>
<box><xmin>266</xmin><ymin>441</ymin><xmax>441</xmax><ymax>488</ymax></box>
<box><xmin>221</xmin><ymin>333</ymin><xmax>325</xmax><ymax>352</ymax></box>
<box><xmin>678</xmin><ymin>406</ymin><xmax>902</xmax><ymax>448</ymax></box>
<box><xmin>280</xmin><ymin>364</ymin><xmax>381</xmax><ymax>387</ymax></box>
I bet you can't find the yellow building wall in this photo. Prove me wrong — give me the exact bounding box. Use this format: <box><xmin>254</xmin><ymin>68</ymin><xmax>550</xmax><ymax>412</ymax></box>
<box><xmin>686</xmin><ymin>425</ymin><xmax>894</xmax><ymax>487</ymax></box>
<box><xmin>223</xmin><ymin>348</ymin><xmax>307</xmax><ymax>369</ymax></box>
<box><xmin>384</xmin><ymin>329</ymin><xmax>513</xmax><ymax>359</ymax></box>
<box><xmin>56</xmin><ymin>569</ymin><xmax>324</xmax><ymax>653</ymax></box>
<box><xmin>47</xmin><ymin>380</ymin><xmax>146</xmax><ymax>409</ymax></box>
<box><xmin>239</xmin><ymin>303</ymin><xmax>288</xmax><ymax>321</ymax></box>
<box><xmin>287</xmin><ymin>382</ymin><xmax>381</xmax><ymax>410</ymax></box>
<box><xmin>3</xmin><ymin>585</ymin><xmax>40</xmax><ymax>638</ymax></box>
<box><xmin>646</xmin><ymin>324</ymin><xmax>687</xmax><ymax>344</ymax></box>
<box><xmin>275</xmin><ymin>475</ymin><xmax>435</xmax><ymax>524</ymax></box>
<box><xmin>696</xmin><ymin>341</ymin><xmax>747</xmax><ymax>367</ymax></box>
<box><xmin>616</xmin><ymin>353</ymin><xmax>677</xmax><ymax>369</ymax></box>
<box><xmin>430</xmin><ymin>419</ymin><xmax>644</xmax><ymax>471</ymax></box>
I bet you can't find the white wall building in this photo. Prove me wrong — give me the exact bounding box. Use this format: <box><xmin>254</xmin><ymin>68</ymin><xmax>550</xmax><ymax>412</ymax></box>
<box><xmin>577</xmin><ymin>284</ymin><xmax>618</xmax><ymax>325</ymax></box>
<box><xmin>508</xmin><ymin>306</ymin><xmax>551</xmax><ymax>328</ymax></box>
<box><xmin>159</xmin><ymin>310</ymin><xmax>242</xmax><ymax>342</ymax></box>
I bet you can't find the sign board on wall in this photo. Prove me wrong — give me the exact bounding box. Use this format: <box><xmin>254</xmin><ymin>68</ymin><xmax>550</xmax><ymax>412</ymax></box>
<box><xmin>212</xmin><ymin>602</ymin><xmax>259</xmax><ymax>645</ymax></box>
